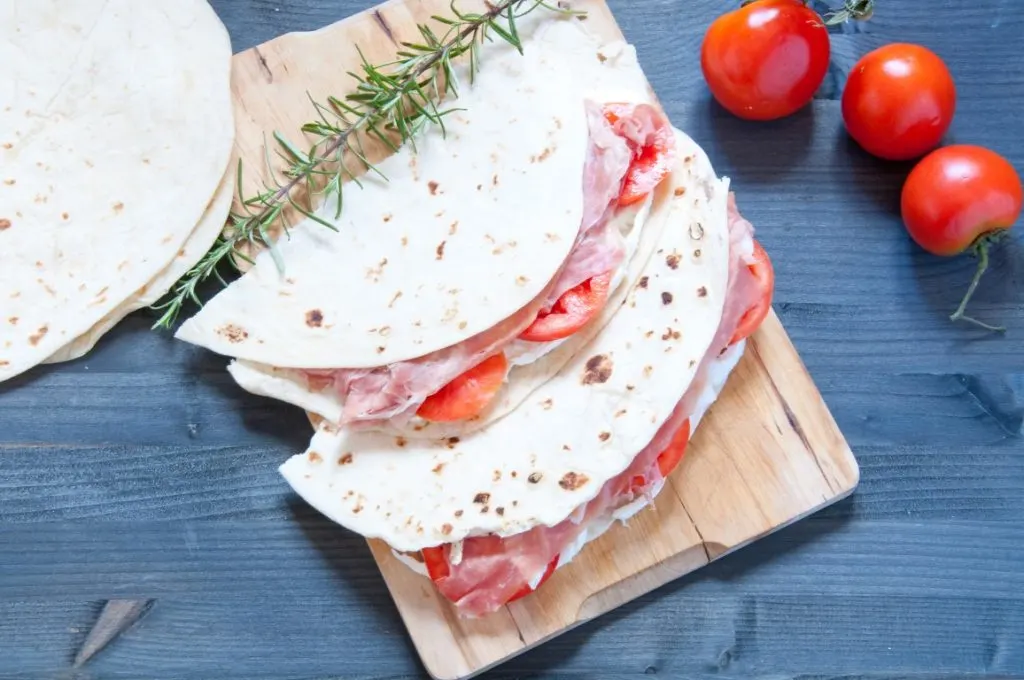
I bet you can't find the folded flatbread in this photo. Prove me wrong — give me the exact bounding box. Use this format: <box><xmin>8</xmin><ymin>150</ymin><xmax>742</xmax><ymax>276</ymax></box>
<box><xmin>176</xmin><ymin>18</ymin><xmax>681</xmax><ymax>433</ymax></box>
<box><xmin>0</xmin><ymin>0</ymin><xmax>234</xmax><ymax>382</ymax></box>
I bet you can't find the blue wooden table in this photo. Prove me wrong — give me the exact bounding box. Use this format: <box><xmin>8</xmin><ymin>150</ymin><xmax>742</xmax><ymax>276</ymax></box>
<box><xmin>1</xmin><ymin>1</ymin><xmax>1022</xmax><ymax>678</ymax></box>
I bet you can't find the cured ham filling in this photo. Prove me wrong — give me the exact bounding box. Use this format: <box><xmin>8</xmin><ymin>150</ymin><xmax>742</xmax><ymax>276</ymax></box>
<box><xmin>392</xmin><ymin>197</ymin><xmax>773</xmax><ymax>617</ymax></box>
<box><xmin>300</xmin><ymin>102</ymin><xmax>675</xmax><ymax>427</ymax></box>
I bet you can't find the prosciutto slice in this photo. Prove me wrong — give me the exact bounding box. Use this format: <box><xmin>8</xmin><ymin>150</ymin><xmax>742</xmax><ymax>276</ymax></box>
<box><xmin>422</xmin><ymin>196</ymin><xmax>763</xmax><ymax>617</ymax></box>
<box><xmin>302</xmin><ymin>103</ymin><xmax>670</xmax><ymax>426</ymax></box>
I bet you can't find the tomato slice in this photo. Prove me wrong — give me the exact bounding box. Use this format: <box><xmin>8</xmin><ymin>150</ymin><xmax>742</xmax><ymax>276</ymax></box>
<box><xmin>506</xmin><ymin>555</ymin><xmax>559</xmax><ymax>604</ymax></box>
<box><xmin>518</xmin><ymin>272</ymin><xmax>612</xmax><ymax>343</ymax></box>
<box><xmin>420</xmin><ymin>546</ymin><xmax>450</xmax><ymax>581</ymax></box>
<box><xmin>656</xmin><ymin>418</ymin><xmax>692</xmax><ymax>479</ymax></box>
<box><xmin>603</xmin><ymin>104</ymin><xmax>674</xmax><ymax>207</ymax></box>
<box><xmin>730</xmin><ymin>240</ymin><xmax>775</xmax><ymax>345</ymax></box>
<box><xmin>416</xmin><ymin>352</ymin><xmax>509</xmax><ymax>422</ymax></box>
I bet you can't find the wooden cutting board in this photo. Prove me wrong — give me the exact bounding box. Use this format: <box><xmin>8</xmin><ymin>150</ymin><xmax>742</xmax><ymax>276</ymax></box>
<box><xmin>226</xmin><ymin>1</ymin><xmax>860</xmax><ymax>678</ymax></box>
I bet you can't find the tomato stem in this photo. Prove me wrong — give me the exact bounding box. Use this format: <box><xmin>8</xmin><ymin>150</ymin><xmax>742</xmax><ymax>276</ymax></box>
<box><xmin>949</xmin><ymin>236</ymin><xmax>1006</xmax><ymax>333</ymax></box>
<box><xmin>822</xmin><ymin>0</ymin><xmax>875</xmax><ymax>25</ymax></box>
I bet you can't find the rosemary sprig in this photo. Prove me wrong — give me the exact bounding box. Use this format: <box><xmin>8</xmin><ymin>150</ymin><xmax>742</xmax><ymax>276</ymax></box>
<box><xmin>152</xmin><ymin>0</ymin><xmax>580</xmax><ymax>330</ymax></box>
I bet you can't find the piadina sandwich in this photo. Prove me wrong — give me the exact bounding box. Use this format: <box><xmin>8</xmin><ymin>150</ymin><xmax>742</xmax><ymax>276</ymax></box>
<box><xmin>176</xmin><ymin>16</ymin><xmax>675</xmax><ymax>436</ymax></box>
<box><xmin>175</xmin><ymin>16</ymin><xmax>774</xmax><ymax>616</ymax></box>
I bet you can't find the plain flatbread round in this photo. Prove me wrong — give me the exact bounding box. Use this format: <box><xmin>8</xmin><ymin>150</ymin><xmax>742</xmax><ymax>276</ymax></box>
<box><xmin>43</xmin><ymin>163</ymin><xmax>235</xmax><ymax>364</ymax></box>
<box><xmin>174</xmin><ymin>18</ymin><xmax>655</xmax><ymax>370</ymax></box>
<box><xmin>0</xmin><ymin>0</ymin><xmax>234</xmax><ymax>382</ymax></box>
<box><xmin>279</xmin><ymin>137</ymin><xmax>733</xmax><ymax>553</ymax></box>
<box><xmin>226</xmin><ymin>129</ymin><xmax>710</xmax><ymax>440</ymax></box>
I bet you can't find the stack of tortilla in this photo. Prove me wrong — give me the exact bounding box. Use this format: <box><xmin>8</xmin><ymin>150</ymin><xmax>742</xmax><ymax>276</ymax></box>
<box><xmin>0</xmin><ymin>0</ymin><xmax>235</xmax><ymax>382</ymax></box>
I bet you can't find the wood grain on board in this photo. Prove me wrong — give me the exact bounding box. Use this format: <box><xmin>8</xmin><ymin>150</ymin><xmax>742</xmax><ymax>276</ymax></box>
<box><xmin>226</xmin><ymin>2</ymin><xmax>858</xmax><ymax>677</ymax></box>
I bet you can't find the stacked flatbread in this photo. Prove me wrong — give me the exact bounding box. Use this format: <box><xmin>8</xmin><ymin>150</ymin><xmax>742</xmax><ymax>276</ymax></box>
<box><xmin>0</xmin><ymin>0</ymin><xmax>235</xmax><ymax>381</ymax></box>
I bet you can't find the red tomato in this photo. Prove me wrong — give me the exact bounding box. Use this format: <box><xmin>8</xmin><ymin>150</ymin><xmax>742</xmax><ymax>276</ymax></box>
<box><xmin>901</xmin><ymin>145</ymin><xmax>1022</xmax><ymax>331</ymax></box>
<box><xmin>420</xmin><ymin>546</ymin><xmax>450</xmax><ymax>581</ymax></box>
<box><xmin>518</xmin><ymin>272</ymin><xmax>612</xmax><ymax>343</ymax></box>
<box><xmin>730</xmin><ymin>240</ymin><xmax>775</xmax><ymax>345</ymax></box>
<box><xmin>842</xmin><ymin>43</ymin><xmax>956</xmax><ymax>161</ymax></box>
<box><xmin>656</xmin><ymin>418</ymin><xmax>692</xmax><ymax>480</ymax></box>
<box><xmin>700</xmin><ymin>0</ymin><xmax>831</xmax><ymax>121</ymax></box>
<box><xmin>506</xmin><ymin>556</ymin><xmax>559</xmax><ymax>604</ymax></box>
<box><xmin>416</xmin><ymin>352</ymin><xmax>509</xmax><ymax>422</ymax></box>
<box><xmin>603</xmin><ymin>104</ymin><xmax>674</xmax><ymax>206</ymax></box>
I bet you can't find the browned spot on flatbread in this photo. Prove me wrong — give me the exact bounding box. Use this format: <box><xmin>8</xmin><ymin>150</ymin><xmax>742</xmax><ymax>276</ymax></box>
<box><xmin>3</xmin><ymin>179</ymin><xmax>15</xmax><ymax>186</ymax></box>
<box><xmin>473</xmin><ymin>492</ymin><xmax>490</xmax><ymax>505</ymax></box>
<box><xmin>492</xmin><ymin>173</ymin><xmax>499</xmax><ymax>187</ymax></box>
<box><xmin>441</xmin><ymin>523</ymin><xmax>453</xmax><ymax>536</ymax></box>
<box><xmin>449</xmin><ymin>221</ymin><xmax>459</xmax><ymax>235</ymax></box>
<box><xmin>113</xmin><ymin>202</ymin><xmax>124</xmax><ymax>213</ymax></box>
<box><xmin>28</xmin><ymin>325</ymin><xmax>48</xmax><ymax>346</ymax></box>
<box><xmin>432</xmin><ymin>462</ymin><xmax>445</xmax><ymax>474</ymax></box>
<box><xmin>492</xmin><ymin>470</ymin><xmax>501</xmax><ymax>482</ymax></box>
<box><xmin>305</xmin><ymin>309</ymin><xmax>323</xmax><ymax>327</ymax></box>
<box><xmin>428</xmin><ymin>180</ymin><xmax>439</xmax><ymax>195</ymax></box>
<box><xmin>582</xmin><ymin>354</ymin><xmax>613</xmax><ymax>385</ymax></box>
<box><xmin>666</xmin><ymin>253</ymin><xmax>681</xmax><ymax>269</ymax></box>
<box><xmin>674</xmin><ymin>186</ymin><xmax>686</xmax><ymax>197</ymax></box>
<box><xmin>626</xmin><ymin>384</ymin><xmax>635</xmax><ymax>391</ymax></box>
<box><xmin>598</xmin><ymin>431</ymin><xmax>611</xmax><ymax>442</ymax></box>
<box><xmin>446</xmin><ymin>437</ymin><xmax>460</xmax><ymax>449</ymax></box>
<box><xmin>382</xmin><ymin>213</ymin><xmax>392</xmax><ymax>222</ymax></box>
<box><xmin>559</xmin><ymin>472</ymin><xmax>589</xmax><ymax>490</ymax></box>
<box><xmin>388</xmin><ymin>291</ymin><xmax>403</xmax><ymax>308</ymax></box>
<box><xmin>436</xmin><ymin>241</ymin><xmax>446</xmax><ymax>260</ymax></box>
<box><xmin>661</xmin><ymin>292</ymin><xmax>673</xmax><ymax>305</ymax></box>
<box><xmin>698</xmin><ymin>286</ymin><xmax>708</xmax><ymax>297</ymax></box>
<box><xmin>496</xmin><ymin>506</ymin><xmax>505</xmax><ymax>516</ymax></box>
<box><xmin>661</xmin><ymin>327</ymin><xmax>681</xmax><ymax>341</ymax></box>
<box><xmin>0</xmin><ymin>218</ymin><xmax>10</xmax><ymax>231</ymax></box>
<box><xmin>217</xmin><ymin>324</ymin><xmax>248</xmax><ymax>343</ymax></box>
<box><xmin>376</xmin><ymin>346</ymin><xmax>386</xmax><ymax>354</ymax></box>
<box><xmin>395</xmin><ymin>436</ymin><xmax>407</xmax><ymax>448</ymax></box>
<box><xmin>540</xmin><ymin>398</ymin><xmax>553</xmax><ymax>409</ymax></box>
<box><xmin>7</xmin><ymin>317</ymin><xmax>17</xmax><ymax>326</ymax></box>
<box><xmin>0</xmin><ymin>360</ymin><xmax>8</xmax><ymax>367</ymax></box>
<box><xmin>528</xmin><ymin>472</ymin><xmax>543</xmax><ymax>484</ymax></box>
<box><xmin>454</xmin><ymin>509</ymin><xmax>463</xmax><ymax>517</ymax></box>
<box><xmin>643</xmin><ymin>365</ymin><xmax>654</xmax><ymax>377</ymax></box>
<box><xmin>638</xmin><ymin>276</ymin><xmax>649</xmax><ymax>289</ymax></box>
<box><xmin>597</xmin><ymin>52</ymin><xmax>608</xmax><ymax>63</ymax></box>
<box><xmin>338</xmin><ymin>453</ymin><xmax>354</xmax><ymax>465</ymax></box>
<box><xmin>307</xmin><ymin>451</ymin><xmax>323</xmax><ymax>464</ymax></box>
